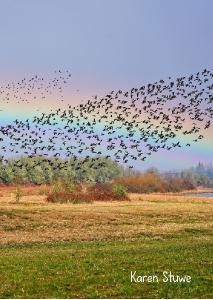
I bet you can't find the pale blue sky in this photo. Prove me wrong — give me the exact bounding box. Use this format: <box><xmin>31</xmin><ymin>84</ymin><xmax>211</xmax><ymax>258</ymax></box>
<box><xmin>0</xmin><ymin>0</ymin><xmax>212</xmax><ymax>88</ymax></box>
<box><xmin>0</xmin><ymin>0</ymin><xmax>212</xmax><ymax>170</ymax></box>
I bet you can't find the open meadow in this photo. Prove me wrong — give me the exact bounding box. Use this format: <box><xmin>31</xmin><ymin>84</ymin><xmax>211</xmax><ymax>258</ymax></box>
<box><xmin>0</xmin><ymin>186</ymin><xmax>212</xmax><ymax>298</ymax></box>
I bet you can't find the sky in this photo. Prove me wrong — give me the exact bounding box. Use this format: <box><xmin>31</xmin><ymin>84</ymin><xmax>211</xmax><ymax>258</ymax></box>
<box><xmin>0</xmin><ymin>0</ymin><xmax>212</xmax><ymax>171</ymax></box>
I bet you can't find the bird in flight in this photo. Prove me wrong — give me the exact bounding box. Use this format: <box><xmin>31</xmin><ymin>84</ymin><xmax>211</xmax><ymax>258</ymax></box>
<box><xmin>0</xmin><ymin>67</ymin><xmax>212</xmax><ymax>172</ymax></box>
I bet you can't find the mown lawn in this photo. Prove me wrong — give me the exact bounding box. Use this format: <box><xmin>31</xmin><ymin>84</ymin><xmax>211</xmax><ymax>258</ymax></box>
<box><xmin>0</xmin><ymin>232</ymin><xmax>212</xmax><ymax>298</ymax></box>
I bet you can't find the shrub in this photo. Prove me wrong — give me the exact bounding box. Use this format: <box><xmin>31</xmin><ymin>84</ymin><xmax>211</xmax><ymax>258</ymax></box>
<box><xmin>112</xmin><ymin>184</ymin><xmax>128</xmax><ymax>197</ymax></box>
<box><xmin>88</xmin><ymin>183</ymin><xmax>129</xmax><ymax>201</ymax></box>
<box><xmin>114</xmin><ymin>173</ymin><xmax>167</xmax><ymax>193</ymax></box>
<box><xmin>52</xmin><ymin>180</ymin><xmax>64</xmax><ymax>193</ymax></box>
<box><xmin>114</xmin><ymin>173</ymin><xmax>195</xmax><ymax>194</ymax></box>
<box><xmin>165</xmin><ymin>177</ymin><xmax>195</xmax><ymax>192</ymax></box>
<box><xmin>15</xmin><ymin>184</ymin><xmax>22</xmax><ymax>202</ymax></box>
<box><xmin>46</xmin><ymin>183</ymin><xmax>129</xmax><ymax>203</ymax></box>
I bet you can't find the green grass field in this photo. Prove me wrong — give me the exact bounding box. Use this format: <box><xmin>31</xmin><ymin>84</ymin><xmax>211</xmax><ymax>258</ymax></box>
<box><xmin>0</xmin><ymin>191</ymin><xmax>212</xmax><ymax>298</ymax></box>
<box><xmin>0</xmin><ymin>233</ymin><xmax>212</xmax><ymax>298</ymax></box>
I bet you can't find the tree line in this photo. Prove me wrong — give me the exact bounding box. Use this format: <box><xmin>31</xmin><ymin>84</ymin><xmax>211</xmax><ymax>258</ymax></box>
<box><xmin>180</xmin><ymin>162</ymin><xmax>213</xmax><ymax>187</ymax></box>
<box><xmin>0</xmin><ymin>156</ymin><xmax>124</xmax><ymax>185</ymax></box>
<box><xmin>0</xmin><ymin>156</ymin><xmax>212</xmax><ymax>188</ymax></box>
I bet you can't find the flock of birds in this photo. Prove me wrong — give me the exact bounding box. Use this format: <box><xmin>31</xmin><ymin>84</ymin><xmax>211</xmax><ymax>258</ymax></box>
<box><xmin>0</xmin><ymin>68</ymin><xmax>212</xmax><ymax>172</ymax></box>
<box><xmin>0</xmin><ymin>70</ymin><xmax>71</xmax><ymax>105</ymax></box>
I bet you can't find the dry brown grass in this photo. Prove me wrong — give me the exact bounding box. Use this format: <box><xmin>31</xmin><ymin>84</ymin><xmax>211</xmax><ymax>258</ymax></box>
<box><xmin>0</xmin><ymin>187</ymin><xmax>212</xmax><ymax>244</ymax></box>
<box><xmin>0</xmin><ymin>184</ymin><xmax>51</xmax><ymax>197</ymax></box>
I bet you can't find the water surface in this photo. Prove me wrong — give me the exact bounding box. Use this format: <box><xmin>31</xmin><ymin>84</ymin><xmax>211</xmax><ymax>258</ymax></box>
<box><xmin>190</xmin><ymin>193</ymin><xmax>213</xmax><ymax>197</ymax></box>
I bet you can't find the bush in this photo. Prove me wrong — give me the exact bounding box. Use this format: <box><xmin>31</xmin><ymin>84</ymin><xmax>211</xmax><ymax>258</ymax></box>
<box><xmin>112</xmin><ymin>184</ymin><xmax>128</xmax><ymax>197</ymax></box>
<box><xmin>114</xmin><ymin>173</ymin><xmax>167</xmax><ymax>193</ymax></box>
<box><xmin>46</xmin><ymin>183</ymin><xmax>129</xmax><ymax>203</ymax></box>
<box><xmin>88</xmin><ymin>183</ymin><xmax>129</xmax><ymax>201</ymax></box>
<box><xmin>114</xmin><ymin>173</ymin><xmax>195</xmax><ymax>194</ymax></box>
<box><xmin>164</xmin><ymin>177</ymin><xmax>195</xmax><ymax>192</ymax></box>
<box><xmin>52</xmin><ymin>180</ymin><xmax>64</xmax><ymax>193</ymax></box>
<box><xmin>15</xmin><ymin>184</ymin><xmax>22</xmax><ymax>202</ymax></box>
